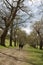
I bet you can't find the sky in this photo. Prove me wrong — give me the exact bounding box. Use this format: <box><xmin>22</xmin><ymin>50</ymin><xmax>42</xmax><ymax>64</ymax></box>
<box><xmin>22</xmin><ymin>0</ymin><xmax>43</xmax><ymax>34</ymax></box>
<box><xmin>0</xmin><ymin>0</ymin><xmax>43</xmax><ymax>34</ymax></box>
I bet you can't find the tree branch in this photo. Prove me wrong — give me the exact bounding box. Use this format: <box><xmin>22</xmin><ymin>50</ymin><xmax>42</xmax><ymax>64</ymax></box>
<box><xmin>5</xmin><ymin>0</ymin><xmax>13</xmax><ymax>8</ymax></box>
<box><xmin>13</xmin><ymin>17</ymin><xmax>29</xmax><ymax>26</ymax></box>
<box><xmin>19</xmin><ymin>6</ymin><xmax>31</xmax><ymax>15</ymax></box>
<box><xmin>0</xmin><ymin>26</ymin><xmax>4</xmax><ymax>30</ymax></box>
<box><xmin>3</xmin><ymin>0</ymin><xmax>11</xmax><ymax>10</ymax></box>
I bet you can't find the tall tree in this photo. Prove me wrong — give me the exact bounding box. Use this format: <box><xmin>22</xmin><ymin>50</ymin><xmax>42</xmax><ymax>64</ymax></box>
<box><xmin>0</xmin><ymin>0</ymin><xmax>33</xmax><ymax>46</ymax></box>
<box><xmin>33</xmin><ymin>21</ymin><xmax>43</xmax><ymax>49</ymax></box>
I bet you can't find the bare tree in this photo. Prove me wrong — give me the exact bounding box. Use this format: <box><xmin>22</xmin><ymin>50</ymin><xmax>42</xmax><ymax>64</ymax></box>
<box><xmin>33</xmin><ymin>21</ymin><xmax>43</xmax><ymax>49</ymax></box>
<box><xmin>0</xmin><ymin>0</ymin><xmax>33</xmax><ymax>46</ymax></box>
<box><xmin>0</xmin><ymin>0</ymin><xmax>26</xmax><ymax>46</ymax></box>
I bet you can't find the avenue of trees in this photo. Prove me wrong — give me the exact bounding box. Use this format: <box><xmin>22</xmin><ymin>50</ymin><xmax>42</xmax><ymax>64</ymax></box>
<box><xmin>0</xmin><ymin>0</ymin><xmax>43</xmax><ymax>50</ymax></box>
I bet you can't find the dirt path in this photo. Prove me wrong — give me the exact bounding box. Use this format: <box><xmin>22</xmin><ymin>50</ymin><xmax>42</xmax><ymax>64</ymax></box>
<box><xmin>0</xmin><ymin>48</ymin><xmax>31</xmax><ymax>65</ymax></box>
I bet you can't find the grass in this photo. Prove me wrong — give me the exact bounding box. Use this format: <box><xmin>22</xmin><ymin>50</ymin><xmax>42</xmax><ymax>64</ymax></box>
<box><xmin>0</xmin><ymin>45</ymin><xmax>5</xmax><ymax>48</ymax></box>
<box><xmin>5</xmin><ymin>39</ymin><xmax>15</xmax><ymax>47</ymax></box>
<box><xmin>24</xmin><ymin>45</ymin><xmax>43</xmax><ymax>65</ymax></box>
<box><xmin>0</xmin><ymin>40</ymin><xmax>43</xmax><ymax>65</ymax></box>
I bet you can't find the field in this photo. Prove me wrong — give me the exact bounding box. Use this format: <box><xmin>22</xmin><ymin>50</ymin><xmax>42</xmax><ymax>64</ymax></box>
<box><xmin>0</xmin><ymin>45</ymin><xmax>43</xmax><ymax>65</ymax></box>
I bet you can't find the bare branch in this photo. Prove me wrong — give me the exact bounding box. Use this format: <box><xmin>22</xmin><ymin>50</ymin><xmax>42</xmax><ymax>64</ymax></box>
<box><xmin>19</xmin><ymin>0</ymin><xmax>25</xmax><ymax>3</ymax></box>
<box><xmin>0</xmin><ymin>26</ymin><xmax>4</xmax><ymax>30</ymax></box>
<box><xmin>3</xmin><ymin>0</ymin><xmax>11</xmax><ymax>10</ymax></box>
<box><xmin>13</xmin><ymin>17</ymin><xmax>29</xmax><ymax>26</ymax></box>
<box><xmin>19</xmin><ymin>6</ymin><xmax>31</xmax><ymax>15</ymax></box>
<box><xmin>5</xmin><ymin>0</ymin><xmax>13</xmax><ymax>8</ymax></box>
<box><xmin>5</xmin><ymin>0</ymin><xmax>17</xmax><ymax>8</ymax></box>
<box><xmin>0</xmin><ymin>9</ymin><xmax>9</xmax><ymax>17</ymax></box>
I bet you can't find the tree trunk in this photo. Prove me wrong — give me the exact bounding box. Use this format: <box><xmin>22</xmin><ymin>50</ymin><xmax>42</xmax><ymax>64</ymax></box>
<box><xmin>10</xmin><ymin>35</ymin><xmax>12</xmax><ymax>46</ymax></box>
<box><xmin>10</xmin><ymin>22</ymin><xmax>13</xmax><ymax>46</ymax></box>
<box><xmin>39</xmin><ymin>35</ymin><xmax>43</xmax><ymax>50</ymax></box>
<box><xmin>1</xmin><ymin>28</ymin><xmax>8</xmax><ymax>46</ymax></box>
<box><xmin>14</xmin><ymin>38</ymin><xmax>16</xmax><ymax>47</ymax></box>
<box><xmin>10</xmin><ymin>29</ymin><xmax>12</xmax><ymax>46</ymax></box>
<box><xmin>40</xmin><ymin>40</ymin><xmax>42</xmax><ymax>50</ymax></box>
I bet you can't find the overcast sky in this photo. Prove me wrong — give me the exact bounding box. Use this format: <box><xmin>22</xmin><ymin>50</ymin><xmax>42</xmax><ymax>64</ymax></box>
<box><xmin>22</xmin><ymin>0</ymin><xmax>43</xmax><ymax>34</ymax></box>
<box><xmin>0</xmin><ymin>0</ymin><xmax>43</xmax><ymax>34</ymax></box>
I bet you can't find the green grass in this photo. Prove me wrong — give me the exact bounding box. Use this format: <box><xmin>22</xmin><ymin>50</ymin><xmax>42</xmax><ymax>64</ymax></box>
<box><xmin>5</xmin><ymin>39</ymin><xmax>15</xmax><ymax>47</ymax></box>
<box><xmin>24</xmin><ymin>45</ymin><xmax>43</xmax><ymax>65</ymax></box>
<box><xmin>0</xmin><ymin>45</ymin><xmax>5</xmax><ymax>49</ymax></box>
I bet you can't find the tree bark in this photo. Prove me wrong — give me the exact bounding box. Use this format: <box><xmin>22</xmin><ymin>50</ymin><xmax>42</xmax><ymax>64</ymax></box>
<box><xmin>39</xmin><ymin>34</ymin><xmax>43</xmax><ymax>50</ymax></box>
<box><xmin>14</xmin><ymin>38</ymin><xmax>16</xmax><ymax>47</ymax></box>
<box><xmin>10</xmin><ymin>24</ymin><xmax>13</xmax><ymax>46</ymax></box>
<box><xmin>10</xmin><ymin>35</ymin><xmax>12</xmax><ymax>46</ymax></box>
<box><xmin>40</xmin><ymin>40</ymin><xmax>42</xmax><ymax>50</ymax></box>
<box><xmin>1</xmin><ymin>27</ymin><xmax>8</xmax><ymax>46</ymax></box>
